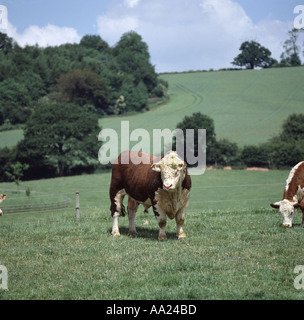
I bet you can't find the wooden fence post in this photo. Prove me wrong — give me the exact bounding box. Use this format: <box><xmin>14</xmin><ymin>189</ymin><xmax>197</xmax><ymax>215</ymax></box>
<box><xmin>76</xmin><ymin>190</ymin><xmax>80</xmax><ymax>219</ymax></box>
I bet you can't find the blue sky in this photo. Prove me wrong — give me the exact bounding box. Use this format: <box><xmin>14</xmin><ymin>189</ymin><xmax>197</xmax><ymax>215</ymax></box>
<box><xmin>0</xmin><ymin>0</ymin><xmax>301</xmax><ymax>72</ymax></box>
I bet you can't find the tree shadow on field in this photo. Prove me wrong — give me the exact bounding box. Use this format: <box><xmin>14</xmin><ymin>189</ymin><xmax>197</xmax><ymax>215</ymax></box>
<box><xmin>108</xmin><ymin>226</ymin><xmax>177</xmax><ymax>241</ymax></box>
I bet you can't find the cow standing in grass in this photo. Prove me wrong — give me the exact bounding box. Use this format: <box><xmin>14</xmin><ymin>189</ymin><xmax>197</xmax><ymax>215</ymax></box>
<box><xmin>270</xmin><ymin>161</ymin><xmax>304</xmax><ymax>227</ymax></box>
<box><xmin>109</xmin><ymin>151</ymin><xmax>191</xmax><ymax>240</ymax></box>
<box><xmin>0</xmin><ymin>194</ymin><xmax>7</xmax><ymax>216</ymax></box>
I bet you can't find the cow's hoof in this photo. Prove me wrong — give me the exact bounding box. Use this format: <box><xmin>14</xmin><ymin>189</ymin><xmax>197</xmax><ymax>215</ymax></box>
<box><xmin>112</xmin><ymin>230</ymin><xmax>121</xmax><ymax>237</ymax></box>
<box><xmin>177</xmin><ymin>232</ymin><xmax>187</xmax><ymax>240</ymax></box>
<box><xmin>158</xmin><ymin>233</ymin><xmax>167</xmax><ymax>241</ymax></box>
<box><xmin>128</xmin><ymin>230</ymin><xmax>138</xmax><ymax>236</ymax></box>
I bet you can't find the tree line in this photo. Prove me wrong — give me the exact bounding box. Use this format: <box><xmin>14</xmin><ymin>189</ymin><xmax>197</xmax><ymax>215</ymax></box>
<box><xmin>0</xmin><ymin>31</ymin><xmax>168</xmax><ymax>126</ymax></box>
<box><xmin>0</xmin><ymin>31</ymin><xmax>169</xmax><ymax>182</ymax></box>
<box><xmin>232</xmin><ymin>29</ymin><xmax>304</xmax><ymax>69</ymax></box>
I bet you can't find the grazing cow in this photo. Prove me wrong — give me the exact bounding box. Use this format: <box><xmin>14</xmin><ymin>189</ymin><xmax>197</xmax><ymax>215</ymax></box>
<box><xmin>270</xmin><ymin>161</ymin><xmax>304</xmax><ymax>227</ymax></box>
<box><xmin>0</xmin><ymin>193</ymin><xmax>7</xmax><ymax>216</ymax></box>
<box><xmin>110</xmin><ymin>150</ymin><xmax>192</xmax><ymax>240</ymax></box>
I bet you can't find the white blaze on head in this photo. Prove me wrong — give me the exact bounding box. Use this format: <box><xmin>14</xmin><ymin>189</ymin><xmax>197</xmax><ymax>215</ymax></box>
<box><xmin>151</xmin><ymin>151</ymin><xmax>186</xmax><ymax>190</ymax></box>
<box><xmin>271</xmin><ymin>199</ymin><xmax>300</xmax><ymax>227</ymax></box>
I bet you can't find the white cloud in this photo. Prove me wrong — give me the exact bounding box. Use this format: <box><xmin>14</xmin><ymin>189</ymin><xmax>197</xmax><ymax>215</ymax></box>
<box><xmin>97</xmin><ymin>16</ymin><xmax>139</xmax><ymax>45</ymax></box>
<box><xmin>6</xmin><ymin>23</ymin><xmax>81</xmax><ymax>47</ymax></box>
<box><xmin>124</xmin><ymin>0</ymin><xmax>141</xmax><ymax>8</ymax></box>
<box><xmin>97</xmin><ymin>0</ymin><xmax>293</xmax><ymax>72</ymax></box>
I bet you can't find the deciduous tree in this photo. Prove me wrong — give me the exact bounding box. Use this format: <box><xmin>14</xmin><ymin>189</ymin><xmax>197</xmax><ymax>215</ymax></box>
<box><xmin>16</xmin><ymin>103</ymin><xmax>100</xmax><ymax>178</ymax></box>
<box><xmin>232</xmin><ymin>41</ymin><xmax>274</xmax><ymax>69</ymax></box>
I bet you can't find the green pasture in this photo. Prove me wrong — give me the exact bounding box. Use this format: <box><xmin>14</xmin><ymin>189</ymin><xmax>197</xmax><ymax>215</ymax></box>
<box><xmin>0</xmin><ymin>129</ymin><xmax>23</xmax><ymax>148</ymax></box>
<box><xmin>1</xmin><ymin>67</ymin><xmax>304</xmax><ymax>300</ymax></box>
<box><xmin>100</xmin><ymin>67</ymin><xmax>304</xmax><ymax>149</ymax></box>
<box><xmin>1</xmin><ymin>67</ymin><xmax>303</xmax><ymax>150</ymax></box>
<box><xmin>1</xmin><ymin>169</ymin><xmax>304</xmax><ymax>300</ymax></box>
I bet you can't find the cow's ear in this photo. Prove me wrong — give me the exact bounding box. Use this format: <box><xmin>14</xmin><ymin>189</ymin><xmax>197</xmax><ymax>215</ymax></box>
<box><xmin>270</xmin><ymin>202</ymin><xmax>280</xmax><ymax>209</ymax></box>
<box><xmin>151</xmin><ymin>163</ymin><xmax>161</xmax><ymax>172</ymax></box>
<box><xmin>293</xmin><ymin>203</ymin><xmax>301</xmax><ymax>209</ymax></box>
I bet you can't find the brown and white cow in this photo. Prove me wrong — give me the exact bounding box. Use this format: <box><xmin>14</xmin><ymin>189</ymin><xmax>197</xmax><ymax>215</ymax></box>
<box><xmin>270</xmin><ymin>161</ymin><xmax>304</xmax><ymax>227</ymax></box>
<box><xmin>0</xmin><ymin>193</ymin><xmax>7</xmax><ymax>216</ymax></box>
<box><xmin>109</xmin><ymin>150</ymin><xmax>192</xmax><ymax>240</ymax></box>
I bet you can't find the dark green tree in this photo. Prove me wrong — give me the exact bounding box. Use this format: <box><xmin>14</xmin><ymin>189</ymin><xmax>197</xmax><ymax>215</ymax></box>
<box><xmin>279</xmin><ymin>113</ymin><xmax>304</xmax><ymax>142</ymax></box>
<box><xmin>80</xmin><ymin>35</ymin><xmax>110</xmax><ymax>52</ymax></box>
<box><xmin>56</xmin><ymin>69</ymin><xmax>110</xmax><ymax>114</ymax></box>
<box><xmin>215</xmin><ymin>138</ymin><xmax>239</xmax><ymax>166</ymax></box>
<box><xmin>0</xmin><ymin>79</ymin><xmax>32</xmax><ymax>124</ymax></box>
<box><xmin>240</xmin><ymin>145</ymin><xmax>269</xmax><ymax>167</ymax></box>
<box><xmin>173</xmin><ymin>112</ymin><xmax>217</xmax><ymax>165</ymax></box>
<box><xmin>113</xmin><ymin>31</ymin><xmax>157</xmax><ymax>93</ymax></box>
<box><xmin>16</xmin><ymin>103</ymin><xmax>100</xmax><ymax>178</ymax></box>
<box><xmin>0</xmin><ymin>32</ymin><xmax>13</xmax><ymax>54</ymax></box>
<box><xmin>232</xmin><ymin>41</ymin><xmax>274</xmax><ymax>69</ymax></box>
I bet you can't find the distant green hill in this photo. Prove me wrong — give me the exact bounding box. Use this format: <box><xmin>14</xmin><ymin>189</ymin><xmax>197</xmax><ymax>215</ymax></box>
<box><xmin>159</xmin><ymin>67</ymin><xmax>304</xmax><ymax>146</ymax></box>
<box><xmin>1</xmin><ymin>67</ymin><xmax>303</xmax><ymax>149</ymax></box>
<box><xmin>100</xmin><ymin>66</ymin><xmax>304</xmax><ymax>148</ymax></box>
<box><xmin>0</xmin><ymin>129</ymin><xmax>23</xmax><ymax>148</ymax></box>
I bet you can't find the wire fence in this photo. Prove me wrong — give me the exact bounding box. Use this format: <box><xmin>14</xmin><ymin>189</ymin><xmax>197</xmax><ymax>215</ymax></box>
<box><xmin>0</xmin><ymin>189</ymin><xmax>71</xmax><ymax>214</ymax></box>
<box><xmin>0</xmin><ymin>182</ymin><xmax>284</xmax><ymax>215</ymax></box>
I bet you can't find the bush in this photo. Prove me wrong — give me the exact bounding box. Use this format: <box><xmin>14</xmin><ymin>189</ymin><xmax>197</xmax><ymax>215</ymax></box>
<box><xmin>215</xmin><ymin>139</ymin><xmax>239</xmax><ymax>166</ymax></box>
<box><xmin>240</xmin><ymin>145</ymin><xmax>269</xmax><ymax>167</ymax></box>
<box><xmin>267</xmin><ymin>140</ymin><xmax>304</xmax><ymax>169</ymax></box>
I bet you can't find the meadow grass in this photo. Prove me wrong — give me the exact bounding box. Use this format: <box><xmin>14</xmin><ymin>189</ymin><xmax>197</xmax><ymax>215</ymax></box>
<box><xmin>1</xmin><ymin>67</ymin><xmax>303</xmax><ymax>150</ymax></box>
<box><xmin>99</xmin><ymin>67</ymin><xmax>304</xmax><ymax>150</ymax></box>
<box><xmin>1</xmin><ymin>170</ymin><xmax>304</xmax><ymax>300</ymax></box>
<box><xmin>0</xmin><ymin>67</ymin><xmax>304</xmax><ymax>300</ymax></box>
<box><xmin>0</xmin><ymin>129</ymin><xmax>23</xmax><ymax>148</ymax></box>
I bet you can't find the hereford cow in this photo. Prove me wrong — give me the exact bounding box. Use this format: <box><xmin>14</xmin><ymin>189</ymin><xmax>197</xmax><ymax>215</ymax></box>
<box><xmin>0</xmin><ymin>193</ymin><xmax>7</xmax><ymax>216</ymax></box>
<box><xmin>270</xmin><ymin>161</ymin><xmax>304</xmax><ymax>227</ymax></box>
<box><xmin>110</xmin><ymin>150</ymin><xmax>192</xmax><ymax>240</ymax></box>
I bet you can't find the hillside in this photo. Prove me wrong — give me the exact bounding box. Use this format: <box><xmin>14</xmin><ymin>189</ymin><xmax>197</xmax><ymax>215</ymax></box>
<box><xmin>0</xmin><ymin>66</ymin><xmax>303</xmax><ymax>149</ymax></box>
<box><xmin>100</xmin><ymin>66</ymin><xmax>304</xmax><ymax>148</ymax></box>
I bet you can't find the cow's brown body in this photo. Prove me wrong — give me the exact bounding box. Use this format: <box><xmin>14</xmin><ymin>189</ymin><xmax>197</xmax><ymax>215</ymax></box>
<box><xmin>109</xmin><ymin>150</ymin><xmax>191</xmax><ymax>240</ymax></box>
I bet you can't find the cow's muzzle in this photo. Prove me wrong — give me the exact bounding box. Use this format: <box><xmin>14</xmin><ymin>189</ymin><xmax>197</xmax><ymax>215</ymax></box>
<box><xmin>283</xmin><ymin>224</ymin><xmax>292</xmax><ymax>228</ymax></box>
<box><xmin>164</xmin><ymin>184</ymin><xmax>173</xmax><ymax>190</ymax></box>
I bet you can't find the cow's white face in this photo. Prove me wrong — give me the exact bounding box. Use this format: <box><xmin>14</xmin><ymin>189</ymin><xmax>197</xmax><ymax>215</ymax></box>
<box><xmin>151</xmin><ymin>152</ymin><xmax>186</xmax><ymax>191</ymax></box>
<box><xmin>270</xmin><ymin>199</ymin><xmax>299</xmax><ymax>227</ymax></box>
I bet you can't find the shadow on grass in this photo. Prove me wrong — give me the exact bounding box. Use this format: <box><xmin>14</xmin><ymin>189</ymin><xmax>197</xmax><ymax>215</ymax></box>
<box><xmin>108</xmin><ymin>226</ymin><xmax>178</xmax><ymax>241</ymax></box>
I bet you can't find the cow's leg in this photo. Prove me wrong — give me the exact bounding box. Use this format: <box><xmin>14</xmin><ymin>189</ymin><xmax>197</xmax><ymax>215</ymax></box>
<box><xmin>111</xmin><ymin>189</ymin><xmax>126</xmax><ymax>236</ymax></box>
<box><xmin>175</xmin><ymin>208</ymin><xmax>187</xmax><ymax>240</ymax></box>
<box><xmin>154</xmin><ymin>204</ymin><xmax>167</xmax><ymax>241</ymax></box>
<box><xmin>128</xmin><ymin>197</ymin><xmax>139</xmax><ymax>234</ymax></box>
<box><xmin>301</xmin><ymin>210</ymin><xmax>304</xmax><ymax>227</ymax></box>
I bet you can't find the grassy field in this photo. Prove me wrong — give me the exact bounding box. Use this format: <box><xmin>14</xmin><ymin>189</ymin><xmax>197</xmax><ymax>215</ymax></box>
<box><xmin>1</xmin><ymin>67</ymin><xmax>303</xmax><ymax>150</ymax></box>
<box><xmin>1</xmin><ymin>67</ymin><xmax>304</xmax><ymax>300</ymax></box>
<box><xmin>99</xmin><ymin>67</ymin><xmax>304</xmax><ymax>149</ymax></box>
<box><xmin>0</xmin><ymin>129</ymin><xmax>23</xmax><ymax>148</ymax></box>
<box><xmin>1</xmin><ymin>169</ymin><xmax>304</xmax><ymax>300</ymax></box>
